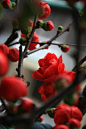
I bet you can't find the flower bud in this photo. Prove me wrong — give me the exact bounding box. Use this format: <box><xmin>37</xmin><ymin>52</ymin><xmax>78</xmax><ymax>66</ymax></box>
<box><xmin>38</xmin><ymin>2</ymin><xmax>51</xmax><ymax>19</ymax></box>
<box><xmin>58</xmin><ymin>26</ymin><xmax>63</xmax><ymax>33</ymax></box>
<box><xmin>36</xmin><ymin>20</ymin><xmax>44</xmax><ymax>28</ymax></box>
<box><xmin>12</xmin><ymin>19</ymin><xmax>19</xmax><ymax>30</ymax></box>
<box><xmin>42</xmin><ymin>21</ymin><xmax>54</xmax><ymax>31</ymax></box>
<box><xmin>64</xmin><ymin>93</ymin><xmax>79</xmax><ymax>106</ymax></box>
<box><xmin>8</xmin><ymin>48</ymin><xmax>19</xmax><ymax>62</ymax></box>
<box><xmin>21</xmin><ymin>26</ymin><xmax>32</xmax><ymax>36</ymax></box>
<box><xmin>1</xmin><ymin>0</ymin><xmax>11</xmax><ymax>9</ymax></box>
<box><xmin>19</xmin><ymin>37</ymin><xmax>27</xmax><ymax>46</ymax></box>
<box><xmin>0</xmin><ymin>76</ymin><xmax>28</xmax><ymax>101</ymax></box>
<box><xmin>46</xmin><ymin>108</ymin><xmax>55</xmax><ymax>118</ymax></box>
<box><xmin>38</xmin><ymin>116</ymin><xmax>43</xmax><ymax>122</ymax></box>
<box><xmin>12</xmin><ymin>2</ymin><xmax>16</xmax><ymax>8</ymax></box>
<box><xmin>0</xmin><ymin>44</ymin><xmax>9</xmax><ymax>55</ymax></box>
<box><xmin>47</xmin><ymin>21</ymin><xmax>54</xmax><ymax>31</ymax></box>
<box><xmin>61</xmin><ymin>45</ymin><xmax>70</xmax><ymax>53</ymax></box>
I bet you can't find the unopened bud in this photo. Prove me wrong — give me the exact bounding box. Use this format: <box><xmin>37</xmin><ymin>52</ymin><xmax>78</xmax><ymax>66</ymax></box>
<box><xmin>58</xmin><ymin>26</ymin><xmax>63</xmax><ymax>33</ymax></box>
<box><xmin>61</xmin><ymin>44</ymin><xmax>70</xmax><ymax>53</ymax></box>
<box><xmin>12</xmin><ymin>19</ymin><xmax>19</xmax><ymax>30</ymax></box>
<box><xmin>36</xmin><ymin>20</ymin><xmax>44</xmax><ymax>28</ymax></box>
<box><xmin>19</xmin><ymin>37</ymin><xmax>27</xmax><ymax>46</ymax></box>
<box><xmin>46</xmin><ymin>108</ymin><xmax>55</xmax><ymax>118</ymax></box>
<box><xmin>21</xmin><ymin>26</ymin><xmax>32</xmax><ymax>36</ymax></box>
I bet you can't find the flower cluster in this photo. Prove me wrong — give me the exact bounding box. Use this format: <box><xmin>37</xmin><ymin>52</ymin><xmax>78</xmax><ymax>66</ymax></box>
<box><xmin>32</xmin><ymin>53</ymin><xmax>81</xmax><ymax>102</ymax></box>
<box><xmin>54</xmin><ymin>104</ymin><xmax>82</xmax><ymax>129</ymax></box>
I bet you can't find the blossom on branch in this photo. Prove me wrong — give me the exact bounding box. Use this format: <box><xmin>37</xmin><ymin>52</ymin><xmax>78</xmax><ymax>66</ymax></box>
<box><xmin>8</xmin><ymin>48</ymin><xmax>19</xmax><ymax>62</ymax></box>
<box><xmin>0</xmin><ymin>76</ymin><xmax>28</xmax><ymax>101</ymax></box>
<box><xmin>0</xmin><ymin>44</ymin><xmax>9</xmax><ymax>55</ymax></box>
<box><xmin>38</xmin><ymin>83</ymin><xmax>57</xmax><ymax>101</ymax></box>
<box><xmin>38</xmin><ymin>2</ymin><xmax>51</xmax><ymax>19</ymax></box>
<box><xmin>1</xmin><ymin>0</ymin><xmax>11</xmax><ymax>8</ymax></box>
<box><xmin>32</xmin><ymin>53</ymin><xmax>65</xmax><ymax>82</ymax></box>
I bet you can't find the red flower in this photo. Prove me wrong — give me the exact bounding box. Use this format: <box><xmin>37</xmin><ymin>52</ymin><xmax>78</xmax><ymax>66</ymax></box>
<box><xmin>1</xmin><ymin>0</ymin><xmax>10</xmax><ymax>8</ymax></box>
<box><xmin>47</xmin><ymin>21</ymin><xmax>54</xmax><ymax>31</ymax></box>
<box><xmin>32</xmin><ymin>53</ymin><xmax>65</xmax><ymax>83</ymax></box>
<box><xmin>71</xmin><ymin>106</ymin><xmax>82</xmax><ymax>121</ymax></box>
<box><xmin>54</xmin><ymin>104</ymin><xmax>71</xmax><ymax>116</ymax></box>
<box><xmin>61</xmin><ymin>45</ymin><xmax>70</xmax><ymax>53</ymax></box>
<box><xmin>54</xmin><ymin>107</ymin><xmax>70</xmax><ymax>125</ymax></box>
<box><xmin>0</xmin><ymin>44</ymin><xmax>9</xmax><ymax>55</ymax></box>
<box><xmin>38</xmin><ymin>2</ymin><xmax>51</xmax><ymax>19</ymax></box>
<box><xmin>38</xmin><ymin>83</ymin><xmax>57</xmax><ymax>101</ymax></box>
<box><xmin>69</xmin><ymin>118</ymin><xmax>81</xmax><ymax>128</ymax></box>
<box><xmin>54</xmin><ymin>125</ymin><xmax>69</xmax><ymax>129</ymax></box>
<box><xmin>28</xmin><ymin>32</ymin><xmax>39</xmax><ymax>50</ymax></box>
<box><xmin>8</xmin><ymin>48</ymin><xmax>19</xmax><ymax>62</ymax></box>
<box><xmin>20</xmin><ymin>98</ymin><xmax>35</xmax><ymax>113</ymax></box>
<box><xmin>0</xmin><ymin>50</ymin><xmax>9</xmax><ymax>77</ymax></box>
<box><xmin>0</xmin><ymin>76</ymin><xmax>28</xmax><ymax>101</ymax></box>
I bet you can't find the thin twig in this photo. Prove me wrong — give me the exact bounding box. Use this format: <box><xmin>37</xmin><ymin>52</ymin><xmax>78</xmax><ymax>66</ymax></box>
<box><xmin>0</xmin><ymin>98</ymin><xmax>10</xmax><ymax>114</ymax></box>
<box><xmin>72</xmin><ymin>56</ymin><xmax>86</xmax><ymax>71</ymax></box>
<box><xmin>17</xmin><ymin>45</ymin><xmax>23</xmax><ymax>77</ymax></box>
<box><xmin>5</xmin><ymin>30</ymin><xmax>18</xmax><ymax>46</ymax></box>
<box><xmin>23</xmin><ymin>15</ymin><xmax>37</xmax><ymax>56</ymax></box>
<box><xmin>8</xmin><ymin>40</ymin><xmax>86</xmax><ymax>47</ymax></box>
<box><xmin>27</xmin><ymin>19</ymin><xmax>75</xmax><ymax>55</ymax></box>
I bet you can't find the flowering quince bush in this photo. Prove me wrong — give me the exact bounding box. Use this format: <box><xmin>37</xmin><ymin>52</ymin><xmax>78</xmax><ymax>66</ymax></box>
<box><xmin>0</xmin><ymin>0</ymin><xmax>86</xmax><ymax>129</ymax></box>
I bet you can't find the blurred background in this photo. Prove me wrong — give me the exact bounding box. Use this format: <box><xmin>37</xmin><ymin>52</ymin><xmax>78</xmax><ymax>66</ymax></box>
<box><xmin>0</xmin><ymin>0</ymin><xmax>86</xmax><ymax>127</ymax></box>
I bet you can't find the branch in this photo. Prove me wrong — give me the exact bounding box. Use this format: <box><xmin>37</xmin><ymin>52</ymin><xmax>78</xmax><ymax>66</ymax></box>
<box><xmin>15</xmin><ymin>0</ymin><xmax>19</xmax><ymax>9</ymax></box>
<box><xmin>16</xmin><ymin>45</ymin><xmax>23</xmax><ymax>77</ymax></box>
<box><xmin>23</xmin><ymin>15</ymin><xmax>37</xmax><ymax>56</ymax></box>
<box><xmin>72</xmin><ymin>56</ymin><xmax>86</xmax><ymax>71</ymax></box>
<box><xmin>27</xmin><ymin>19</ymin><xmax>75</xmax><ymax>55</ymax></box>
<box><xmin>5</xmin><ymin>30</ymin><xmax>18</xmax><ymax>46</ymax></box>
<box><xmin>8</xmin><ymin>40</ymin><xmax>86</xmax><ymax>47</ymax></box>
<box><xmin>0</xmin><ymin>98</ymin><xmax>11</xmax><ymax>114</ymax></box>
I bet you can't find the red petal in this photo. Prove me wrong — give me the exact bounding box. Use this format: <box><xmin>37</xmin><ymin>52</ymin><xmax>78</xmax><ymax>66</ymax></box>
<box><xmin>32</xmin><ymin>70</ymin><xmax>43</xmax><ymax>81</ymax></box>
<box><xmin>38</xmin><ymin>85</ymin><xmax>44</xmax><ymax>93</ymax></box>
<box><xmin>58</xmin><ymin>63</ymin><xmax>65</xmax><ymax>73</ymax></box>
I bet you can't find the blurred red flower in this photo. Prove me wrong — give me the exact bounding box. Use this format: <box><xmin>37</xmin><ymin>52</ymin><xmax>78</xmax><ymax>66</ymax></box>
<box><xmin>0</xmin><ymin>76</ymin><xmax>28</xmax><ymax>101</ymax></box>
<box><xmin>38</xmin><ymin>2</ymin><xmax>51</xmax><ymax>19</ymax></box>
<box><xmin>0</xmin><ymin>50</ymin><xmax>9</xmax><ymax>77</ymax></box>
<box><xmin>8</xmin><ymin>48</ymin><xmax>19</xmax><ymax>62</ymax></box>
